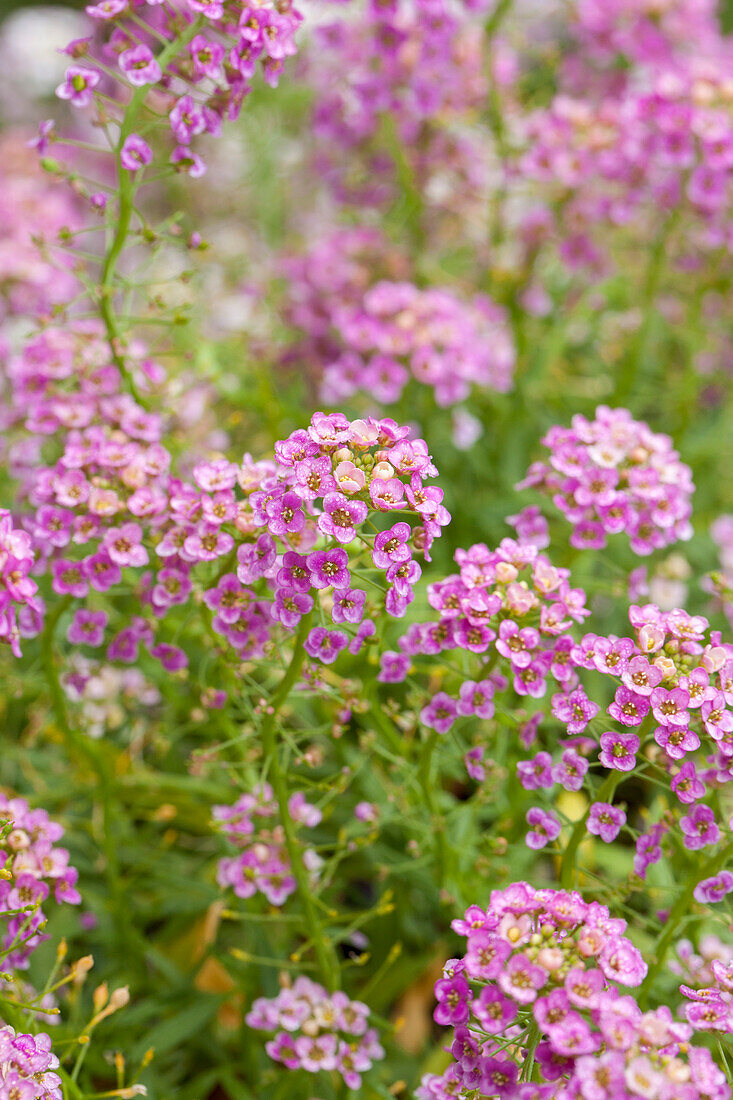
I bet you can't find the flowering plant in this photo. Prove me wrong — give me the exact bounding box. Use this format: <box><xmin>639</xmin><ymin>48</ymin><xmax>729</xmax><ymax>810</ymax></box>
<box><xmin>2</xmin><ymin>0</ymin><xmax>733</xmax><ymax>1096</ymax></box>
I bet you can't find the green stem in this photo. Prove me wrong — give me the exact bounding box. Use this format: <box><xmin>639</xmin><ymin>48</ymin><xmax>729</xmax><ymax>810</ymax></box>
<box><xmin>615</xmin><ymin>214</ymin><xmax>675</xmax><ymax>405</ymax></box>
<box><xmin>98</xmin><ymin>18</ymin><xmax>202</xmax><ymax>404</ymax></box>
<box><xmin>418</xmin><ymin>730</ymin><xmax>449</xmax><ymax>895</ymax></box>
<box><xmin>41</xmin><ymin>601</ymin><xmax>137</xmax><ymax>965</ymax></box>
<box><xmin>559</xmin><ymin>770</ymin><xmax>623</xmax><ymax>890</ymax></box>
<box><xmin>259</xmin><ymin>613</ymin><xmax>341</xmax><ymax>991</ymax></box>
<box><xmin>637</xmin><ymin>840</ymin><xmax>733</xmax><ymax>1008</ymax></box>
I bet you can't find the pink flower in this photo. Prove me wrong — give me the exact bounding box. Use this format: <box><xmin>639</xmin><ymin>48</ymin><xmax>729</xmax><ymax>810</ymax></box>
<box><xmin>420</xmin><ymin>692</ymin><xmax>457</xmax><ymax>734</ymax></box>
<box><xmin>119</xmin><ymin>44</ymin><xmax>162</xmax><ymax>86</ymax></box>
<box><xmin>599</xmin><ymin>731</ymin><xmax>639</xmax><ymax>772</ymax></box>
<box><xmin>55</xmin><ymin>66</ymin><xmax>100</xmax><ymax>107</ymax></box>
<box><xmin>120</xmin><ymin>134</ymin><xmax>153</xmax><ymax>171</ymax></box>
<box><xmin>66</xmin><ymin>609</ymin><xmax>107</xmax><ymax>646</ymax></box>
<box><xmin>587</xmin><ymin>802</ymin><xmax>626</xmax><ymax>843</ymax></box>
<box><xmin>525</xmin><ymin>807</ymin><xmax>561</xmax><ymax>849</ymax></box>
<box><xmin>317</xmin><ymin>493</ymin><xmax>368</xmax><ymax>544</ymax></box>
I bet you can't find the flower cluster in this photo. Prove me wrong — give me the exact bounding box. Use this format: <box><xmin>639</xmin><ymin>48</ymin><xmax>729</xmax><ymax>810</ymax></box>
<box><xmin>50</xmin><ymin>0</ymin><xmax>303</xmax><ymax>181</ymax></box>
<box><xmin>306</xmin><ymin>0</ymin><xmax>490</xmax><ymax>209</ymax></box>
<box><xmin>563</xmin><ymin>0</ymin><xmax>728</xmax><ymax>95</ymax></box>
<box><xmin>680</xmin><ymin>960</ymin><xmax>733</xmax><ymax>1034</ymax></box>
<box><xmin>418</xmin><ymin>883</ymin><xmax>730</xmax><ymax>1100</ymax></box>
<box><xmin>671</xmin><ymin>936</ymin><xmax>733</xmax><ymax>989</ymax></box>
<box><xmin>62</xmin><ymin>655</ymin><xmax>161</xmax><ymax>738</ymax></box>
<box><xmin>245</xmin><ymin>977</ymin><xmax>385</xmax><ymax>1089</ymax></box>
<box><xmin>518</xmin><ymin>406</ymin><xmax>694</xmax><ymax>554</ymax></box>
<box><xmin>0</xmin><ymin>509</ymin><xmax>41</xmax><ymax>658</ymax></box>
<box><xmin>213</xmin><ymin>785</ymin><xmax>321</xmax><ymax>907</ymax></box>
<box><xmin>283</xmin><ymin>230</ymin><xmax>514</xmax><ymax>409</ymax></box>
<box><xmin>522</xmin><ymin>57</ymin><xmax>733</xmax><ymax>275</ymax></box>
<box><xmin>320</xmin><ymin>281</ymin><xmax>515</xmax><ymax>409</ymax></box>
<box><xmin>0</xmin><ymin>1026</ymin><xmax>62</xmax><ymax>1099</ymax></box>
<box><xmin>380</xmin><ymin>538</ymin><xmax>589</xmax><ymax>718</ymax></box>
<box><xmin>0</xmin><ymin>135</ymin><xmax>79</xmax><ymax>324</ymax></box>
<box><xmin>0</xmin><ymin>794</ymin><xmax>80</xmax><ymax>969</ymax></box>
<box><xmin>572</xmin><ymin>603</ymin><xmax>733</xmax><ymax>825</ymax></box>
<box><xmin>203</xmin><ymin>411</ymin><xmax>448</xmax><ymax>661</ymax></box>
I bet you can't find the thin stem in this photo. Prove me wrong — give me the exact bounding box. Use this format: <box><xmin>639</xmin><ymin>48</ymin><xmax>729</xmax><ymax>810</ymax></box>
<box><xmin>614</xmin><ymin>213</ymin><xmax>675</xmax><ymax>404</ymax></box>
<box><xmin>559</xmin><ymin>770</ymin><xmax>623</xmax><ymax>890</ymax></box>
<box><xmin>97</xmin><ymin>17</ymin><xmax>203</xmax><ymax>404</ymax></box>
<box><xmin>258</xmin><ymin>613</ymin><xmax>341</xmax><ymax>991</ymax></box>
<box><xmin>417</xmin><ymin>729</ymin><xmax>449</xmax><ymax>895</ymax></box>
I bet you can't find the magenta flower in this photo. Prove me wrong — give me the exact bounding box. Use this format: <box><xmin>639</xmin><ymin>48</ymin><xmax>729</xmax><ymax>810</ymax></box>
<box><xmin>433</xmin><ymin>973</ymin><xmax>471</xmax><ymax>1026</ymax></box>
<box><xmin>303</xmin><ymin>627</ymin><xmax>348</xmax><ymax>664</ymax></box>
<box><xmin>150</xmin><ymin>644</ymin><xmax>188</xmax><ymax>671</ymax></box>
<box><xmin>693</xmin><ymin>872</ymin><xmax>733</xmax><ymax>904</ymax></box>
<box><xmin>472</xmin><ymin>986</ymin><xmax>517</xmax><ymax>1034</ymax></box>
<box><xmin>552</xmin><ymin>748</ymin><xmax>589</xmax><ymax>791</ymax></box>
<box><xmin>84</xmin><ymin>551</ymin><xmax>121</xmax><ymax>592</ymax></box>
<box><xmin>587</xmin><ymin>802</ymin><xmax>626</xmax><ymax>842</ymax></box>
<box><xmin>184</xmin><ymin>524</ymin><xmax>234</xmax><ymax>562</ymax></box>
<box><xmin>650</xmin><ymin>685</ymin><xmax>691</xmax><ymax>728</ymax></box>
<box><xmin>190</xmin><ymin>34</ymin><xmax>226</xmax><ymax>79</ymax></box>
<box><xmin>372</xmin><ymin>522</ymin><xmax>412</xmax><ymax>568</ymax></box>
<box><xmin>120</xmin><ymin>134</ymin><xmax>153</xmax><ymax>172</ymax></box>
<box><xmin>456</xmin><ymin>679</ymin><xmax>495</xmax><ymax>719</ymax></box>
<box><xmin>349</xmin><ymin>620</ymin><xmax>375</xmax><ymax>655</ymax></box>
<box><xmin>464</xmin><ymin>931</ymin><xmax>512</xmax><ymax>981</ymax></box>
<box><xmin>599</xmin><ymin>731</ymin><xmax>639</xmax><ymax>771</ymax></box>
<box><xmin>377</xmin><ymin>651</ymin><xmax>410</xmax><ymax>682</ymax></box>
<box><xmin>680</xmin><ymin>804</ymin><xmax>721</xmax><ymax>851</ymax></box>
<box><xmin>498</xmin><ymin>954</ymin><xmax>547</xmax><ymax>1004</ymax></box>
<box><xmin>119</xmin><ymin>44</ymin><xmax>162</xmax><ymax>86</ymax></box>
<box><xmin>55</xmin><ymin>66</ymin><xmax>100</xmax><ymax>107</ymax></box>
<box><xmin>369</xmin><ymin>477</ymin><xmax>405</xmax><ymax>511</ymax></box>
<box><xmin>525</xmin><ymin>806</ymin><xmax>562</xmax><ymax>849</ymax></box>
<box><xmin>464</xmin><ymin>747</ymin><xmax>485</xmax><ymax>782</ymax></box>
<box><xmin>701</xmin><ymin>692</ymin><xmax>733</xmax><ymax>740</ymax></box>
<box><xmin>332</xmin><ymin>588</ymin><xmax>366</xmax><ymax>624</ymax></box>
<box><xmin>552</xmin><ymin>688</ymin><xmax>599</xmax><ymax>734</ymax></box>
<box><xmin>51</xmin><ymin>560</ymin><xmax>89</xmax><ymax>598</ymax></box>
<box><xmin>272</xmin><ymin>588</ymin><xmax>313</xmax><ymax>629</ymax></box>
<box><xmin>85</xmin><ymin>0</ymin><xmax>127</xmax><ymax>16</ymax></box>
<box><xmin>170</xmin><ymin>147</ymin><xmax>207</xmax><ymax>178</ymax></box>
<box><xmin>104</xmin><ymin>523</ymin><xmax>149</xmax><ymax>568</ymax></box>
<box><xmin>306</xmin><ymin>548</ymin><xmax>349</xmax><ymax>590</ymax></box>
<box><xmin>317</xmin><ymin>492</ymin><xmax>368</xmax><ymax>544</ymax></box>
<box><xmin>607</xmin><ymin>686</ymin><xmax>650</xmax><ymax>727</ymax></box>
<box><xmin>169</xmin><ymin>94</ymin><xmax>206</xmax><ymax>144</ymax></box>
<box><xmin>621</xmin><ymin>655</ymin><xmax>664</xmax><ymax>696</ymax></box>
<box><xmin>654</xmin><ymin>724</ymin><xmax>700</xmax><ymax>760</ymax></box>
<box><xmin>517</xmin><ymin>752</ymin><xmax>554</xmax><ymax>791</ymax></box>
<box><xmin>265</xmin><ymin>491</ymin><xmax>305</xmax><ymax>537</ymax></box>
<box><xmin>670</xmin><ymin>761</ymin><xmax>706</xmax><ymax>804</ymax></box>
<box><xmin>66</xmin><ymin>609</ymin><xmax>107</xmax><ymax>646</ymax></box>
<box><xmin>236</xmin><ymin>534</ymin><xmax>277</xmax><ymax>582</ymax></box>
<box><xmin>277</xmin><ymin>552</ymin><xmax>312</xmax><ymax>593</ymax></box>
<box><xmin>598</xmin><ymin>938</ymin><xmax>647</xmax><ymax>986</ymax></box>
<box><xmin>495</xmin><ymin>620</ymin><xmax>539</xmax><ymax>668</ymax></box>
<box><xmin>420</xmin><ymin>692</ymin><xmax>457</xmax><ymax>734</ymax></box>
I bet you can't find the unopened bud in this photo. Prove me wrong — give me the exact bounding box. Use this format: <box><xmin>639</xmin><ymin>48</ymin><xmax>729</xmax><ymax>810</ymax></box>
<box><xmin>109</xmin><ymin>986</ymin><xmax>130</xmax><ymax>1011</ymax></box>
<box><xmin>93</xmin><ymin>983</ymin><xmax>109</xmax><ymax>1013</ymax></box>
<box><xmin>73</xmin><ymin>955</ymin><xmax>94</xmax><ymax>982</ymax></box>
